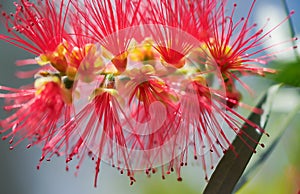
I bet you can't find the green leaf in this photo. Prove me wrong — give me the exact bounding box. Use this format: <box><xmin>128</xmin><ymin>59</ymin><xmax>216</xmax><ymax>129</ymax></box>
<box><xmin>270</xmin><ymin>60</ymin><xmax>300</xmax><ymax>87</ymax></box>
<box><xmin>234</xmin><ymin>88</ymin><xmax>300</xmax><ymax>192</ymax></box>
<box><xmin>203</xmin><ymin>85</ymin><xmax>280</xmax><ymax>194</ymax></box>
<box><xmin>233</xmin><ymin>130</ymin><xmax>281</xmax><ymax>192</ymax></box>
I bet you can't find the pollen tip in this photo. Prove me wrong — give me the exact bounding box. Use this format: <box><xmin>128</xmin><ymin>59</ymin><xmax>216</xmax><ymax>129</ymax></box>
<box><xmin>130</xmin><ymin>176</ymin><xmax>136</xmax><ymax>182</ymax></box>
<box><xmin>39</xmin><ymin>156</ymin><xmax>45</xmax><ymax>162</ymax></box>
<box><xmin>152</xmin><ymin>168</ymin><xmax>156</xmax><ymax>174</ymax></box>
<box><xmin>290</xmin><ymin>10</ymin><xmax>295</xmax><ymax>15</ymax></box>
<box><xmin>66</xmin><ymin>157</ymin><xmax>72</xmax><ymax>163</ymax></box>
<box><xmin>205</xmin><ymin>175</ymin><xmax>208</xmax><ymax>181</ymax></box>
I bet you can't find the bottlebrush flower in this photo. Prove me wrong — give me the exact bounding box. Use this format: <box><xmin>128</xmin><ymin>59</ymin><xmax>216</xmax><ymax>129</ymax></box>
<box><xmin>0</xmin><ymin>0</ymin><xmax>72</xmax><ymax>74</ymax></box>
<box><xmin>41</xmin><ymin>74</ymin><xmax>137</xmax><ymax>187</ymax></box>
<box><xmin>201</xmin><ymin>1</ymin><xmax>295</xmax><ymax>100</ymax></box>
<box><xmin>71</xmin><ymin>0</ymin><xmax>142</xmax><ymax>73</ymax></box>
<box><xmin>66</xmin><ymin>10</ymin><xmax>105</xmax><ymax>83</ymax></box>
<box><xmin>120</xmin><ymin>64</ymin><xmax>182</xmax><ymax>174</ymax></box>
<box><xmin>142</xmin><ymin>0</ymin><xmax>218</xmax><ymax>68</ymax></box>
<box><xmin>0</xmin><ymin>75</ymin><xmax>72</xmax><ymax>151</ymax></box>
<box><xmin>176</xmin><ymin>74</ymin><xmax>267</xmax><ymax>180</ymax></box>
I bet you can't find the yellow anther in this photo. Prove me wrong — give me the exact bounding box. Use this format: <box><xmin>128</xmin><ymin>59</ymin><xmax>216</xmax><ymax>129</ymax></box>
<box><xmin>66</xmin><ymin>66</ymin><xmax>77</xmax><ymax>80</ymax></box>
<box><xmin>192</xmin><ymin>75</ymin><xmax>206</xmax><ymax>85</ymax></box>
<box><xmin>34</xmin><ymin>76</ymin><xmax>61</xmax><ymax>95</ymax></box>
<box><xmin>89</xmin><ymin>88</ymin><xmax>118</xmax><ymax>101</ymax></box>
<box><xmin>130</xmin><ymin>39</ymin><xmax>157</xmax><ymax>62</ymax></box>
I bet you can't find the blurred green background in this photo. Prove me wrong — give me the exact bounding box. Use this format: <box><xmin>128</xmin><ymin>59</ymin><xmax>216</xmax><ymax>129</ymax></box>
<box><xmin>0</xmin><ymin>0</ymin><xmax>299</xmax><ymax>193</ymax></box>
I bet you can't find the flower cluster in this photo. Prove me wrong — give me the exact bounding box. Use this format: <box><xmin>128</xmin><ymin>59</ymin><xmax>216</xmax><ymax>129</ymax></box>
<box><xmin>0</xmin><ymin>0</ymin><xmax>295</xmax><ymax>186</ymax></box>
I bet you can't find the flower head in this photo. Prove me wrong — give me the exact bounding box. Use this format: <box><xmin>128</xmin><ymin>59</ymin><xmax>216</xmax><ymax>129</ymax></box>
<box><xmin>0</xmin><ymin>0</ymin><xmax>296</xmax><ymax>187</ymax></box>
<box><xmin>202</xmin><ymin>2</ymin><xmax>295</xmax><ymax>92</ymax></box>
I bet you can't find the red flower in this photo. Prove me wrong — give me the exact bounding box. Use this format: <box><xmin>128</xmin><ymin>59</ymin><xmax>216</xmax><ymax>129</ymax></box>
<box><xmin>0</xmin><ymin>0</ymin><xmax>72</xmax><ymax>74</ymax></box>
<box><xmin>41</xmin><ymin>75</ymin><xmax>135</xmax><ymax>187</ymax></box>
<box><xmin>72</xmin><ymin>0</ymin><xmax>142</xmax><ymax>73</ymax></box>
<box><xmin>143</xmin><ymin>0</ymin><xmax>218</xmax><ymax>68</ymax></box>
<box><xmin>65</xmin><ymin>17</ymin><xmax>105</xmax><ymax>83</ymax></box>
<box><xmin>121</xmin><ymin>65</ymin><xmax>183</xmax><ymax>178</ymax></box>
<box><xmin>203</xmin><ymin>1</ymin><xmax>294</xmax><ymax>88</ymax></box>
<box><xmin>177</xmin><ymin>76</ymin><xmax>267</xmax><ymax>180</ymax></box>
<box><xmin>0</xmin><ymin>76</ymin><xmax>72</xmax><ymax>151</ymax></box>
<box><xmin>0</xmin><ymin>0</ymin><xmax>70</xmax><ymax>54</ymax></box>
